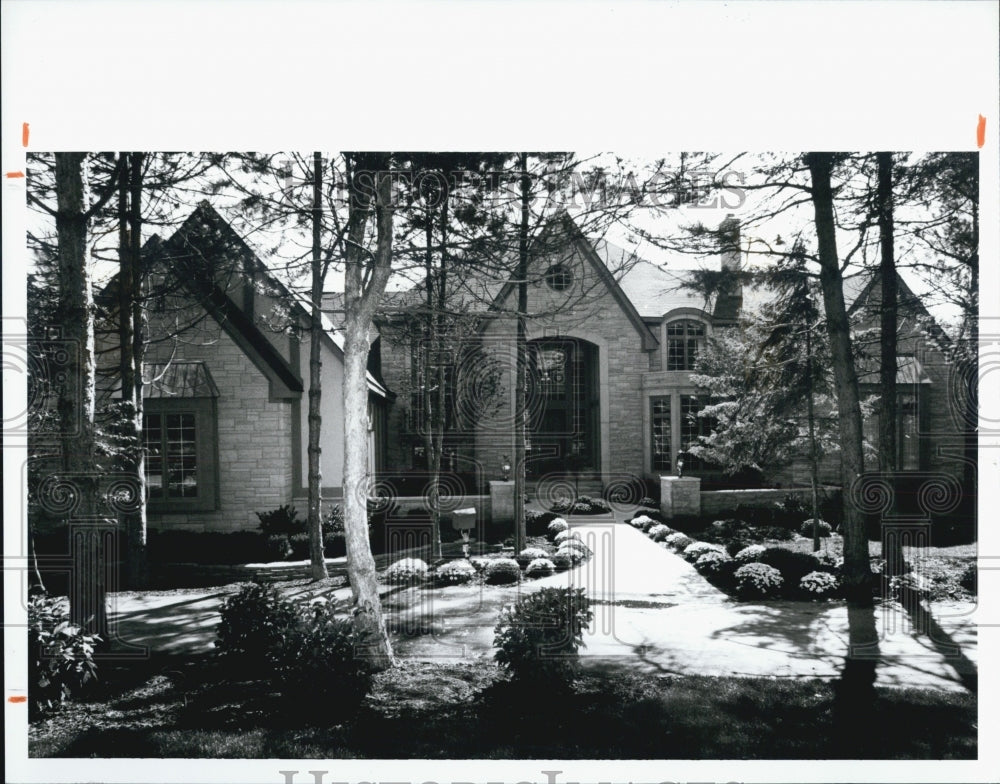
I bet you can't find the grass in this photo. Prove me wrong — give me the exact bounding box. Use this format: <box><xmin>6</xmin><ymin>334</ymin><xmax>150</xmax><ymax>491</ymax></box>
<box><xmin>30</xmin><ymin>656</ymin><xmax>976</xmax><ymax>759</ymax></box>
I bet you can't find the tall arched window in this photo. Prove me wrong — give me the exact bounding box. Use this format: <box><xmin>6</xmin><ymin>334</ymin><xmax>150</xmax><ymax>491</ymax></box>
<box><xmin>665</xmin><ymin>319</ymin><xmax>705</xmax><ymax>371</ymax></box>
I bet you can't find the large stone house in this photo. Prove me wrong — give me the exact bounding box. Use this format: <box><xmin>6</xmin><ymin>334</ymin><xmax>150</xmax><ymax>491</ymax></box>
<box><xmin>96</xmin><ymin>203</ymin><xmax>388</xmax><ymax>533</ymax></box>
<box><xmin>375</xmin><ymin>214</ymin><xmax>970</xmax><ymax>501</ymax></box>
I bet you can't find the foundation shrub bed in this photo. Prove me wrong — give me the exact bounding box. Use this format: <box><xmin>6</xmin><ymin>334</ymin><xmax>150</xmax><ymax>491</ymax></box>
<box><xmin>494</xmin><ymin>587</ymin><xmax>593</xmax><ymax>685</ymax></box>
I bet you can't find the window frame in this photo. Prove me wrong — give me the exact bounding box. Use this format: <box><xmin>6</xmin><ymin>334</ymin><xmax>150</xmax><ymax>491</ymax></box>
<box><xmin>143</xmin><ymin>397</ymin><xmax>219</xmax><ymax>513</ymax></box>
<box><xmin>650</xmin><ymin>395</ymin><xmax>672</xmax><ymax>472</ymax></box>
<box><xmin>664</xmin><ymin>318</ymin><xmax>707</xmax><ymax>371</ymax></box>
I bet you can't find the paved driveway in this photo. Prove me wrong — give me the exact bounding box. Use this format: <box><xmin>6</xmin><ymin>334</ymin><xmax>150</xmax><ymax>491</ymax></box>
<box><xmin>109</xmin><ymin>521</ymin><xmax>978</xmax><ymax>692</ymax></box>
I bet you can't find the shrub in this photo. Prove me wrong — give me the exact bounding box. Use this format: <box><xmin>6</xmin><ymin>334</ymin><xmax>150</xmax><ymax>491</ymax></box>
<box><xmin>546</xmin><ymin>518</ymin><xmax>569</xmax><ymax>538</ymax></box>
<box><xmin>484</xmin><ymin>558</ymin><xmax>522</xmax><ymax>585</ymax></box>
<box><xmin>215</xmin><ymin>582</ymin><xmax>298</xmax><ymax>674</ymax></box>
<box><xmin>434</xmin><ymin>559</ymin><xmax>477</xmax><ymax>585</ymax></box>
<box><xmin>648</xmin><ymin>524</ymin><xmax>673</xmax><ymax>542</ymax></box>
<box><xmin>516</xmin><ymin>547</ymin><xmax>551</xmax><ymax>569</ymax></box>
<box><xmin>557</xmin><ymin>537</ymin><xmax>591</xmax><ymax>557</ymax></box>
<box><xmin>525</xmin><ymin>509</ymin><xmax>556</xmax><ymax>537</ymax></box>
<box><xmin>774</xmin><ymin>494</ymin><xmax>809</xmax><ymax>527</ymax></box>
<box><xmin>734</xmin><ymin>563</ymin><xmax>784</xmax><ymax>598</ymax></box>
<box><xmin>587</xmin><ymin>497</ymin><xmax>612</xmax><ymax>513</ymax></box>
<box><xmin>683</xmin><ymin>541</ymin><xmax>724</xmax><ymax>562</ymax></box>
<box><xmin>734</xmin><ymin>544</ymin><xmax>767</xmax><ymax>563</ymax></box>
<box><xmin>629</xmin><ymin>514</ymin><xmax>655</xmax><ymax>530</ymax></box>
<box><xmin>694</xmin><ymin>550</ymin><xmax>732</xmax><ymax>576</ymax></box>
<box><xmin>814</xmin><ymin>550</ymin><xmax>839</xmax><ymax>571</ymax></box>
<box><xmin>28</xmin><ymin>594</ymin><xmax>100</xmax><ymax>716</ymax></box>
<box><xmin>384</xmin><ymin>558</ymin><xmax>429</xmax><ymax>584</ymax></box>
<box><xmin>800</xmin><ymin>570</ymin><xmax>840</xmax><ymax>599</ymax></box>
<box><xmin>289</xmin><ymin>532</ymin><xmax>311</xmax><ymax>559</ymax></box>
<box><xmin>273</xmin><ymin>600</ymin><xmax>372</xmax><ymax>707</ymax></box>
<box><xmin>759</xmin><ymin>547</ymin><xmax>821</xmax><ymax>584</ymax></box>
<box><xmin>494</xmin><ymin>587</ymin><xmax>593</xmax><ymax>684</ymax></box>
<box><xmin>664</xmin><ymin>532</ymin><xmax>693</xmax><ymax>551</ymax></box>
<box><xmin>638</xmin><ymin>496</ymin><xmax>658</xmax><ymax>508</ymax></box>
<box><xmin>799</xmin><ymin>518</ymin><xmax>832</xmax><ymax>538</ymax></box>
<box><xmin>550</xmin><ymin>497</ymin><xmax>573</xmax><ymax>514</ymax></box>
<box><xmin>323</xmin><ymin>532</ymin><xmax>346</xmax><ymax>558</ymax></box>
<box><xmin>265</xmin><ymin>533</ymin><xmax>292</xmax><ymax>561</ymax></box>
<box><xmin>556</xmin><ymin>545</ymin><xmax>586</xmax><ymax>565</ymax></box>
<box><xmin>256</xmin><ymin>504</ymin><xmax>302</xmax><ymax>536</ymax></box>
<box><xmin>525</xmin><ymin>558</ymin><xmax>556</xmax><ymax>579</ymax></box>
<box><xmin>959</xmin><ymin>562</ymin><xmax>977</xmax><ymax>595</ymax></box>
<box><xmin>550</xmin><ymin>552</ymin><xmax>573</xmax><ymax>571</ymax></box>
<box><xmin>553</xmin><ymin>529</ymin><xmax>581</xmax><ymax>545</ymax></box>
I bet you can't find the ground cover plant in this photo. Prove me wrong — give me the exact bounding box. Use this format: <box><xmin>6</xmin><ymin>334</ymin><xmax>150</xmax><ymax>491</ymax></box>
<box><xmin>29</xmin><ymin>658</ymin><xmax>977</xmax><ymax>759</ymax></box>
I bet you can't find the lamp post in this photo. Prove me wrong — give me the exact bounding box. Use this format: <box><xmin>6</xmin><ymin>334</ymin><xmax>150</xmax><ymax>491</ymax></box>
<box><xmin>500</xmin><ymin>455</ymin><xmax>511</xmax><ymax>482</ymax></box>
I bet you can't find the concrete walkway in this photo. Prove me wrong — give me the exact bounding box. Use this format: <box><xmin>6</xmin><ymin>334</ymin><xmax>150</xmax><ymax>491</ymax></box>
<box><xmin>108</xmin><ymin>520</ymin><xmax>978</xmax><ymax>693</ymax></box>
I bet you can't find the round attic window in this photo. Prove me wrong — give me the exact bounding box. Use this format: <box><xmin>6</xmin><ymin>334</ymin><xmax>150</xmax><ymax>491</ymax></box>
<box><xmin>544</xmin><ymin>264</ymin><xmax>573</xmax><ymax>291</ymax></box>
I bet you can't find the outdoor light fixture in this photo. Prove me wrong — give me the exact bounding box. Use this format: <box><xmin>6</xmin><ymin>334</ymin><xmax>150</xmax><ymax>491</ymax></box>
<box><xmin>501</xmin><ymin>455</ymin><xmax>511</xmax><ymax>481</ymax></box>
<box><xmin>677</xmin><ymin>454</ymin><xmax>685</xmax><ymax>478</ymax></box>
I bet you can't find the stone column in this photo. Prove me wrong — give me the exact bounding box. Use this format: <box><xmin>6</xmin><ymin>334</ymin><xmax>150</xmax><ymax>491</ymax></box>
<box><xmin>660</xmin><ymin>475</ymin><xmax>701</xmax><ymax>519</ymax></box>
<box><xmin>489</xmin><ymin>480</ymin><xmax>515</xmax><ymax>526</ymax></box>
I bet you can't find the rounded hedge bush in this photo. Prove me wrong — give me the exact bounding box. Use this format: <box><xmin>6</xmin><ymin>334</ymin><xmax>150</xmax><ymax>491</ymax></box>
<box><xmin>525</xmin><ymin>558</ymin><xmax>556</xmax><ymax>578</ymax></box>
<box><xmin>664</xmin><ymin>532</ymin><xmax>693</xmax><ymax>551</ymax></box>
<box><xmin>547</xmin><ymin>518</ymin><xmax>569</xmax><ymax>538</ymax></box>
<box><xmin>384</xmin><ymin>557</ymin><xmax>429</xmax><ymax>584</ymax></box>
<box><xmin>734</xmin><ymin>563</ymin><xmax>784</xmax><ymax>598</ymax></box>
<box><xmin>550</xmin><ymin>552</ymin><xmax>573</xmax><ymax>571</ymax></box>
<box><xmin>483</xmin><ymin>557</ymin><xmax>522</xmax><ymax>584</ymax></box>
<box><xmin>516</xmin><ymin>547</ymin><xmax>551</xmax><ymax>570</ymax></box>
<box><xmin>553</xmin><ymin>529</ymin><xmax>581</xmax><ymax>545</ymax></box>
<box><xmin>470</xmin><ymin>556</ymin><xmax>491</xmax><ymax>573</ymax></box>
<box><xmin>647</xmin><ymin>523</ymin><xmax>672</xmax><ymax>542</ymax></box>
<box><xmin>799</xmin><ymin>570</ymin><xmax>839</xmax><ymax>599</ymax></box>
<box><xmin>629</xmin><ymin>514</ymin><xmax>655</xmax><ymax>530</ymax></box>
<box><xmin>694</xmin><ymin>549</ymin><xmax>732</xmax><ymax>576</ymax></box>
<box><xmin>800</xmin><ymin>518</ymin><xmax>832</xmax><ymax>538</ymax></box>
<box><xmin>434</xmin><ymin>559</ymin><xmax>477</xmax><ymax>585</ymax></box>
<box><xmin>759</xmin><ymin>547</ymin><xmax>822</xmax><ymax>584</ymax></box>
<box><xmin>734</xmin><ymin>544</ymin><xmax>767</xmax><ymax>563</ymax></box>
<box><xmin>556</xmin><ymin>545</ymin><xmax>586</xmax><ymax>565</ymax></box>
<box><xmin>683</xmin><ymin>541</ymin><xmax>724</xmax><ymax>562</ymax></box>
<box><xmin>557</xmin><ymin>537</ymin><xmax>591</xmax><ymax>556</ymax></box>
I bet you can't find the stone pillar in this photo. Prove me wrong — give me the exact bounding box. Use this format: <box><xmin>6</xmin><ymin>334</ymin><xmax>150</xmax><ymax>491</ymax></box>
<box><xmin>489</xmin><ymin>480</ymin><xmax>515</xmax><ymax>526</ymax></box>
<box><xmin>660</xmin><ymin>475</ymin><xmax>701</xmax><ymax>519</ymax></box>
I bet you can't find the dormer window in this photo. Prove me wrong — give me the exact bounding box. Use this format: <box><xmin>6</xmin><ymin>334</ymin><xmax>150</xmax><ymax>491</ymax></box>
<box><xmin>665</xmin><ymin>319</ymin><xmax>705</xmax><ymax>371</ymax></box>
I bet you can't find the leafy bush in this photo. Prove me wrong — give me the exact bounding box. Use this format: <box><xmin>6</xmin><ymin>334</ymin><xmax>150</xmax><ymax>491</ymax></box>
<box><xmin>434</xmin><ymin>559</ymin><xmax>477</xmax><ymax>585</ymax></box>
<box><xmin>553</xmin><ymin>529</ymin><xmax>581</xmax><ymax>545</ymax></box>
<box><xmin>384</xmin><ymin>558</ymin><xmax>429</xmax><ymax>584</ymax></box>
<box><xmin>814</xmin><ymin>550</ymin><xmax>839</xmax><ymax>571</ymax></box>
<box><xmin>629</xmin><ymin>514</ymin><xmax>656</xmax><ymax>530</ymax></box>
<box><xmin>683</xmin><ymin>541</ymin><xmax>724</xmax><ymax>562</ymax></box>
<box><xmin>215</xmin><ymin>582</ymin><xmax>298</xmax><ymax>674</ymax></box>
<box><xmin>265</xmin><ymin>533</ymin><xmax>291</xmax><ymax>561</ymax></box>
<box><xmin>470</xmin><ymin>556</ymin><xmax>492</xmax><ymax>573</ymax></box>
<box><xmin>774</xmin><ymin>494</ymin><xmax>809</xmax><ymax>527</ymax></box>
<box><xmin>555</xmin><ymin>545</ymin><xmax>587</xmax><ymax>566</ymax></box>
<box><xmin>28</xmin><ymin>594</ymin><xmax>100</xmax><ymax>715</ymax></box>
<box><xmin>734</xmin><ymin>544</ymin><xmax>767</xmax><ymax>563</ymax></box>
<box><xmin>525</xmin><ymin>509</ymin><xmax>556</xmax><ymax>537</ymax></box>
<box><xmin>516</xmin><ymin>547</ymin><xmax>551</xmax><ymax>569</ymax></box>
<box><xmin>664</xmin><ymin>532</ymin><xmax>693</xmax><ymax>551</ymax></box>
<box><xmin>289</xmin><ymin>532</ymin><xmax>311</xmax><ymax>559</ymax></box>
<box><xmin>550</xmin><ymin>552</ymin><xmax>573</xmax><ymax>571</ymax></box>
<box><xmin>256</xmin><ymin>504</ymin><xmax>302</xmax><ymax>536</ymax></box>
<box><xmin>959</xmin><ymin>562</ymin><xmax>976</xmax><ymax>595</ymax></box>
<box><xmin>494</xmin><ymin>587</ymin><xmax>593</xmax><ymax>684</ymax></box>
<box><xmin>800</xmin><ymin>571</ymin><xmax>840</xmax><ymax>599</ymax></box>
<box><xmin>484</xmin><ymin>558</ymin><xmax>522</xmax><ymax>585</ymax></box>
<box><xmin>587</xmin><ymin>497</ymin><xmax>612</xmax><ymax>513</ymax></box>
<box><xmin>694</xmin><ymin>549</ymin><xmax>732</xmax><ymax>576</ymax></box>
<box><xmin>272</xmin><ymin>600</ymin><xmax>372</xmax><ymax>707</ymax></box>
<box><xmin>799</xmin><ymin>518</ymin><xmax>832</xmax><ymax>538</ymax></box>
<box><xmin>760</xmin><ymin>547</ymin><xmax>822</xmax><ymax>584</ymax></box>
<box><xmin>734</xmin><ymin>563</ymin><xmax>784</xmax><ymax>598</ymax></box>
<box><xmin>638</xmin><ymin>496</ymin><xmax>658</xmax><ymax>508</ymax></box>
<box><xmin>525</xmin><ymin>558</ymin><xmax>556</xmax><ymax>578</ymax></box>
<box><xmin>557</xmin><ymin>537</ymin><xmax>591</xmax><ymax>556</ymax></box>
<box><xmin>323</xmin><ymin>532</ymin><xmax>346</xmax><ymax>558</ymax></box>
<box><xmin>648</xmin><ymin>524</ymin><xmax>673</xmax><ymax>542</ymax></box>
<box><xmin>550</xmin><ymin>497</ymin><xmax>573</xmax><ymax>514</ymax></box>
<box><xmin>546</xmin><ymin>518</ymin><xmax>569</xmax><ymax>538</ymax></box>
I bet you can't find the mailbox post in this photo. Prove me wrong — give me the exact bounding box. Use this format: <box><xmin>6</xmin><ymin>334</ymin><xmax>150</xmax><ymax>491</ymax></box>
<box><xmin>452</xmin><ymin>507</ymin><xmax>477</xmax><ymax>558</ymax></box>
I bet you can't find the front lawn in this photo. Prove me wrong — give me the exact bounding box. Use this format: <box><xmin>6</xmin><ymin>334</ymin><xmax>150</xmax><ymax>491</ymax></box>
<box><xmin>30</xmin><ymin>656</ymin><xmax>976</xmax><ymax>759</ymax></box>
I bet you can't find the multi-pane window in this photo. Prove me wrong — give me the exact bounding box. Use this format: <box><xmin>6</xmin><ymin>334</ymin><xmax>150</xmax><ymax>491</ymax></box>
<box><xmin>651</xmin><ymin>396</ymin><xmax>672</xmax><ymax>471</ymax></box>
<box><xmin>144</xmin><ymin>411</ymin><xmax>199</xmax><ymax>498</ymax></box>
<box><xmin>666</xmin><ymin>320</ymin><xmax>705</xmax><ymax>371</ymax></box>
<box><xmin>899</xmin><ymin>393</ymin><xmax>919</xmax><ymax>470</ymax></box>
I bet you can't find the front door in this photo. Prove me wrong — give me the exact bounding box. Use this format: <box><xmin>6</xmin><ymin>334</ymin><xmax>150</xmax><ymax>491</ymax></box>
<box><xmin>526</xmin><ymin>339</ymin><xmax>599</xmax><ymax>477</ymax></box>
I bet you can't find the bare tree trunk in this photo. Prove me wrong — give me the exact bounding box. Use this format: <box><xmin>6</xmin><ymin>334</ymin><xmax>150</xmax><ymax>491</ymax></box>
<box><xmin>513</xmin><ymin>152</ymin><xmax>530</xmax><ymax>553</ymax></box>
<box><xmin>343</xmin><ymin>156</ymin><xmax>395</xmax><ymax>670</ymax></box>
<box><xmin>307</xmin><ymin>151</ymin><xmax>329</xmax><ymax>580</ymax></box>
<box><xmin>805</xmin><ymin>152</ymin><xmax>871</xmax><ymax>605</ymax></box>
<box><xmin>423</xmin><ymin>209</ymin><xmax>443</xmax><ymax>559</ymax></box>
<box><xmin>806</xmin><ymin>319</ymin><xmax>821</xmax><ymax>552</ymax></box>
<box><xmin>877</xmin><ymin>151</ymin><xmax>903</xmax><ymax>577</ymax></box>
<box><xmin>56</xmin><ymin>152</ymin><xmax>108</xmax><ymax>638</ymax></box>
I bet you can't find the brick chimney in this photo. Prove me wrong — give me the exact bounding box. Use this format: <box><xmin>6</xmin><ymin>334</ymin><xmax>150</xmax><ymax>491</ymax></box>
<box><xmin>713</xmin><ymin>214</ymin><xmax>742</xmax><ymax>323</ymax></box>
